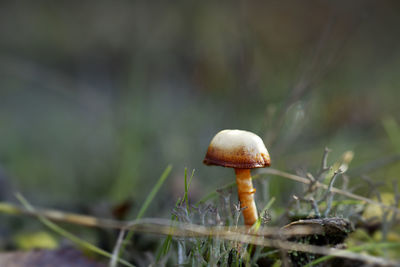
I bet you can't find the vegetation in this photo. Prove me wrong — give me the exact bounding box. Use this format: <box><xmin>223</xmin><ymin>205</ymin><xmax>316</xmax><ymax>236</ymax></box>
<box><xmin>0</xmin><ymin>1</ymin><xmax>400</xmax><ymax>266</ymax></box>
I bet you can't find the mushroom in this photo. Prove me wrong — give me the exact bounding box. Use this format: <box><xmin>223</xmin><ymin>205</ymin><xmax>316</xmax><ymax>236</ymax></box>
<box><xmin>203</xmin><ymin>129</ymin><xmax>270</xmax><ymax>226</ymax></box>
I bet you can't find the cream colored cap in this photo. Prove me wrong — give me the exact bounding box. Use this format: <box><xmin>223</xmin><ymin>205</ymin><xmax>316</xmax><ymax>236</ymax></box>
<box><xmin>203</xmin><ymin>129</ymin><xmax>270</xmax><ymax>169</ymax></box>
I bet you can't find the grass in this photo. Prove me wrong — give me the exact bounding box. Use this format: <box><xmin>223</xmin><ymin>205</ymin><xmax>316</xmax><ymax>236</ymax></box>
<box><xmin>156</xmin><ymin>167</ymin><xmax>195</xmax><ymax>262</ymax></box>
<box><xmin>15</xmin><ymin>193</ymin><xmax>134</xmax><ymax>267</ymax></box>
<box><xmin>9</xmin><ymin>165</ymin><xmax>173</xmax><ymax>267</ymax></box>
<box><xmin>119</xmin><ymin>165</ymin><xmax>172</xmax><ymax>260</ymax></box>
<box><xmin>1</xmin><ymin>155</ymin><xmax>399</xmax><ymax>266</ymax></box>
<box><xmin>151</xmin><ymin>149</ymin><xmax>400</xmax><ymax>266</ymax></box>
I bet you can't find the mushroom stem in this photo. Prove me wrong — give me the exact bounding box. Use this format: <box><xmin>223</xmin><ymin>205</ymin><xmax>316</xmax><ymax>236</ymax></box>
<box><xmin>234</xmin><ymin>168</ymin><xmax>258</xmax><ymax>226</ymax></box>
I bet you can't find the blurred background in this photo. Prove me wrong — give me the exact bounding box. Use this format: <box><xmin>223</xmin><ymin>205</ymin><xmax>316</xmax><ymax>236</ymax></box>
<box><xmin>0</xmin><ymin>1</ymin><xmax>400</xmax><ymax>227</ymax></box>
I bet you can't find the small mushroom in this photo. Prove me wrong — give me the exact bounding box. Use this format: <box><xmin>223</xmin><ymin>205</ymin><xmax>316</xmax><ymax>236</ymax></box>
<box><xmin>203</xmin><ymin>129</ymin><xmax>270</xmax><ymax>226</ymax></box>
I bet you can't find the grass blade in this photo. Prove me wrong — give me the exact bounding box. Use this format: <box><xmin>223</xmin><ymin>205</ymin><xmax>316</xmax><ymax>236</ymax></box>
<box><xmin>183</xmin><ymin>168</ymin><xmax>195</xmax><ymax>210</ymax></box>
<box><xmin>135</xmin><ymin>164</ymin><xmax>172</xmax><ymax>221</ymax></box>
<box><xmin>157</xmin><ymin>168</ymin><xmax>194</xmax><ymax>262</ymax></box>
<box><xmin>15</xmin><ymin>193</ymin><xmax>135</xmax><ymax>267</ymax></box>
<box><xmin>121</xmin><ymin>165</ymin><xmax>172</xmax><ymax>255</ymax></box>
<box><xmin>156</xmin><ymin>198</ymin><xmax>181</xmax><ymax>261</ymax></box>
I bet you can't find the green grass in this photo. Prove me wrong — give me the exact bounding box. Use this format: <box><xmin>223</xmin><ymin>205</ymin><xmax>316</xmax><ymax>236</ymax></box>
<box><xmin>2</xmin><ymin>157</ymin><xmax>399</xmax><ymax>266</ymax></box>
<box><xmin>120</xmin><ymin>164</ymin><xmax>172</xmax><ymax>257</ymax></box>
<box><xmin>152</xmin><ymin>153</ymin><xmax>400</xmax><ymax>266</ymax></box>
<box><xmin>156</xmin><ymin>167</ymin><xmax>195</xmax><ymax>262</ymax></box>
<box><xmin>15</xmin><ymin>193</ymin><xmax>135</xmax><ymax>267</ymax></box>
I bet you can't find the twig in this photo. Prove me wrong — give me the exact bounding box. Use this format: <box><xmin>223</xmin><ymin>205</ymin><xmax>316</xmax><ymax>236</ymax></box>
<box><xmin>0</xmin><ymin>202</ymin><xmax>126</xmax><ymax>228</ymax></box>
<box><xmin>198</xmin><ymin>167</ymin><xmax>400</xmax><ymax>214</ymax></box>
<box><xmin>1</xmin><ymin>199</ymin><xmax>398</xmax><ymax>266</ymax></box>
<box><xmin>110</xmin><ymin>229</ymin><xmax>127</xmax><ymax>267</ymax></box>
<box><xmin>14</xmin><ymin>194</ymin><xmax>135</xmax><ymax>267</ymax></box>
<box><xmin>293</xmin><ymin>195</ymin><xmax>321</xmax><ymax>218</ymax></box>
<box><xmin>0</xmin><ymin>201</ymin><xmax>321</xmax><ymax>237</ymax></box>
<box><xmin>316</xmin><ymin>147</ymin><xmax>331</xmax><ymax>180</ymax></box>
<box><xmin>318</xmin><ymin>170</ymin><xmax>342</xmax><ymax>217</ymax></box>
<box><xmin>260</xmin><ymin>168</ymin><xmax>400</xmax><ymax>214</ymax></box>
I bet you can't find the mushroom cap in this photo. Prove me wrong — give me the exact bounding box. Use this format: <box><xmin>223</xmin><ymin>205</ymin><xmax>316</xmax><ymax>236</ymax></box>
<box><xmin>203</xmin><ymin>129</ymin><xmax>270</xmax><ymax>169</ymax></box>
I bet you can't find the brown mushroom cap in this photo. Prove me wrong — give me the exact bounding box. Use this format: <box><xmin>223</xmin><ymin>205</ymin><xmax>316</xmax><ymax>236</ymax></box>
<box><xmin>203</xmin><ymin>129</ymin><xmax>270</xmax><ymax>169</ymax></box>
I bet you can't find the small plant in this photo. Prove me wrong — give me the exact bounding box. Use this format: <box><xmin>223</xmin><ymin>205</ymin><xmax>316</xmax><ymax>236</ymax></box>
<box><xmin>288</xmin><ymin>148</ymin><xmax>355</xmax><ymax>219</ymax></box>
<box><xmin>156</xmin><ymin>146</ymin><xmax>400</xmax><ymax>266</ymax></box>
<box><xmin>0</xmin><ymin>148</ymin><xmax>398</xmax><ymax>266</ymax></box>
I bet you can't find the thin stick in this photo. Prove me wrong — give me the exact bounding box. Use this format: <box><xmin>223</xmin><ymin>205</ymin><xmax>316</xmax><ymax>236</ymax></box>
<box><xmin>0</xmin><ymin>202</ymin><xmax>126</xmax><ymax>228</ymax></box>
<box><xmin>261</xmin><ymin>168</ymin><xmax>400</xmax><ymax>214</ymax></box>
<box><xmin>0</xmin><ymin>201</ymin><xmax>319</xmax><ymax>237</ymax></box>
<box><xmin>1</xmin><ymin>199</ymin><xmax>398</xmax><ymax>266</ymax></box>
<box><xmin>14</xmin><ymin>194</ymin><xmax>134</xmax><ymax>267</ymax></box>
<box><xmin>110</xmin><ymin>229</ymin><xmax>127</xmax><ymax>267</ymax></box>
